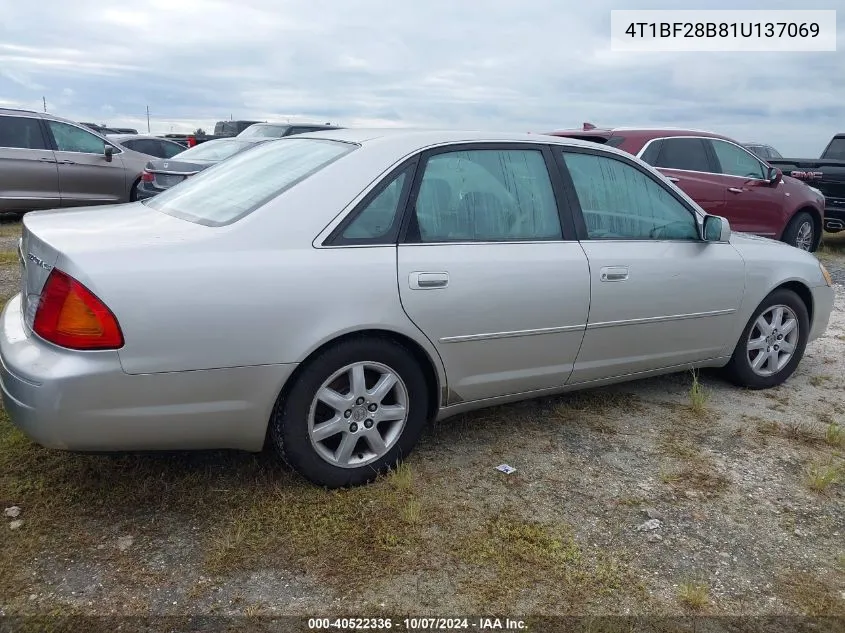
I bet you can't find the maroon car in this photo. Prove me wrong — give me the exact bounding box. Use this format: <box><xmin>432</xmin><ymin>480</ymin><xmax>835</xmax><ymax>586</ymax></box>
<box><xmin>545</xmin><ymin>125</ymin><xmax>825</xmax><ymax>251</ymax></box>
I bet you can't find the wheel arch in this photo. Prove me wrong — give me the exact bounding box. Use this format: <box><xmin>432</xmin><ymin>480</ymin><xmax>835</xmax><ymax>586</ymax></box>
<box><xmin>264</xmin><ymin>328</ymin><xmax>444</xmax><ymax>446</ymax></box>
<box><xmin>772</xmin><ymin>279</ymin><xmax>814</xmax><ymax>323</ymax></box>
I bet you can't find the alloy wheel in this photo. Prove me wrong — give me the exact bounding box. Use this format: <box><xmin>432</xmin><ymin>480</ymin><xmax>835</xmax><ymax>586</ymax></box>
<box><xmin>746</xmin><ymin>305</ymin><xmax>799</xmax><ymax>377</ymax></box>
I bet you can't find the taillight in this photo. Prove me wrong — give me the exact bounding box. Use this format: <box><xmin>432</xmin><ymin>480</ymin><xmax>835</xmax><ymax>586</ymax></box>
<box><xmin>33</xmin><ymin>269</ymin><xmax>124</xmax><ymax>350</ymax></box>
<box><xmin>141</xmin><ymin>170</ymin><xmax>154</xmax><ymax>182</ymax></box>
<box><xmin>187</xmin><ymin>135</ymin><xmax>197</xmax><ymax>148</ymax></box>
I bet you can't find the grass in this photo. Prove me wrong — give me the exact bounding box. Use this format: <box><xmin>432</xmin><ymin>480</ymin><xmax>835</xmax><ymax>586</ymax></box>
<box><xmin>0</xmin><ymin>221</ymin><xmax>22</xmax><ymax>239</ymax></box>
<box><xmin>552</xmin><ymin>390</ymin><xmax>643</xmax><ymax>435</ymax></box>
<box><xmin>677</xmin><ymin>581</ymin><xmax>709</xmax><ymax>611</ymax></box>
<box><xmin>0</xmin><ymin>251</ymin><xmax>20</xmax><ymax>266</ymax></box>
<box><xmin>809</xmin><ymin>374</ymin><xmax>832</xmax><ymax>387</ymax></box>
<box><xmin>688</xmin><ymin>370</ymin><xmax>708</xmax><ymax>417</ymax></box>
<box><xmin>824</xmin><ymin>422</ymin><xmax>844</xmax><ymax>449</ymax></box>
<box><xmin>778</xmin><ymin>571</ymin><xmax>845</xmax><ymax>616</ymax></box>
<box><xmin>454</xmin><ymin>509</ymin><xmax>646</xmax><ymax>612</ymax></box>
<box><xmin>805</xmin><ymin>459</ymin><xmax>843</xmax><ymax>494</ymax></box>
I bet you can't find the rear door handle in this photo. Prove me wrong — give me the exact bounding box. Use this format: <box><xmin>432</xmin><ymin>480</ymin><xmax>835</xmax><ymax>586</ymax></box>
<box><xmin>728</xmin><ymin>187</ymin><xmax>744</xmax><ymax>194</ymax></box>
<box><xmin>38</xmin><ymin>157</ymin><xmax>57</xmax><ymax>163</ymax></box>
<box><xmin>57</xmin><ymin>159</ymin><xmax>76</xmax><ymax>165</ymax></box>
<box><xmin>409</xmin><ymin>272</ymin><xmax>449</xmax><ymax>289</ymax></box>
<box><xmin>599</xmin><ymin>266</ymin><xmax>629</xmax><ymax>282</ymax></box>
<box><xmin>666</xmin><ymin>176</ymin><xmax>680</xmax><ymax>183</ymax></box>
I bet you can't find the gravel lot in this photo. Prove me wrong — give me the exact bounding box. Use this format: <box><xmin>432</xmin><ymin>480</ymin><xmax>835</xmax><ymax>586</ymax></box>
<box><xmin>0</xmin><ymin>218</ymin><xmax>842</xmax><ymax>621</ymax></box>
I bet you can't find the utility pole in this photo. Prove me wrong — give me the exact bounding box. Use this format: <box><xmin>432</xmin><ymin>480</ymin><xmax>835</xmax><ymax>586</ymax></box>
<box><xmin>146</xmin><ymin>105</ymin><xmax>151</xmax><ymax>133</ymax></box>
<box><xmin>42</xmin><ymin>96</ymin><xmax>46</xmax><ymax>112</ymax></box>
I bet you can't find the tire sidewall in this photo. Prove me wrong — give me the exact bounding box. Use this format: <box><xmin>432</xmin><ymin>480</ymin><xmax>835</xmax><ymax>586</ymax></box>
<box><xmin>783</xmin><ymin>212</ymin><xmax>815</xmax><ymax>251</ymax></box>
<box><xmin>272</xmin><ymin>338</ymin><xmax>429</xmax><ymax>488</ymax></box>
<box><xmin>729</xmin><ymin>289</ymin><xmax>810</xmax><ymax>389</ymax></box>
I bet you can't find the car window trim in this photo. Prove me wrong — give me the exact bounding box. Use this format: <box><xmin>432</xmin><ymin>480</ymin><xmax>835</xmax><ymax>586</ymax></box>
<box><xmin>43</xmin><ymin>119</ymin><xmax>124</xmax><ymax>156</ymax></box>
<box><xmin>0</xmin><ymin>114</ymin><xmax>51</xmax><ymax>151</ymax></box>
<box><xmin>323</xmin><ymin>158</ymin><xmax>420</xmax><ymax>247</ymax></box>
<box><xmin>553</xmin><ymin>144</ymin><xmax>705</xmax><ymax>243</ymax></box>
<box><xmin>638</xmin><ymin>135</ymin><xmax>769</xmax><ymax>182</ymax></box>
<box><xmin>397</xmin><ymin>141</ymin><xmax>578</xmax><ymax>245</ymax></box>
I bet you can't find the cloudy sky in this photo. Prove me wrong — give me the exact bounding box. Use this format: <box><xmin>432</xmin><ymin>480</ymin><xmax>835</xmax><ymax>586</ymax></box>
<box><xmin>1</xmin><ymin>0</ymin><xmax>842</xmax><ymax>155</ymax></box>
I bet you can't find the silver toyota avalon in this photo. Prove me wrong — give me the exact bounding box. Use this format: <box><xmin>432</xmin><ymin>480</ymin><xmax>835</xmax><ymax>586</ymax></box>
<box><xmin>0</xmin><ymin>129</ymin><xmax>835</xmax><ymax>487</ymax></box>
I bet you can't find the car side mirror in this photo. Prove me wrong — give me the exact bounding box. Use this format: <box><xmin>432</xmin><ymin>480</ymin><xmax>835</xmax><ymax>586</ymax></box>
<box><xmin>104</xmin><ymin>144</ymin><xmax>114</xmax><ymax>162</ymax></box>
<box><xmin>767</xmin><ymin>166</ymin><xmax>782</xmax><ymax>184</ymax></box>
<box><xmin>703</xmin><ymin>215</ymin><xmax>731</xmax><ymax>242</ymax></box>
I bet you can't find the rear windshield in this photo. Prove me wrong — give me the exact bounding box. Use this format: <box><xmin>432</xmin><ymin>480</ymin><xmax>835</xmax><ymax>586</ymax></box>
<box><xmin>145</xmin><ymin>138</ymin><xmax>355</xmax><ymax>226</ymax></box>
<box><xmin>823</xmin><ymin>137</ymin><xmax>845</xmax><ymax>159</ymax></box>
<box><xmin>238</xmin><ymin>124</ymin><xmax>290</xmax><ymax>138</ymax></box>
<box><xmin>173</xmin><ymin>139</ymin><xmax>257</xmax><ymax>161</ymax></box>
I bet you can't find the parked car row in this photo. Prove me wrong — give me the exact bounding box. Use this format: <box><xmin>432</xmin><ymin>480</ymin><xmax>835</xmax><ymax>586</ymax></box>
<box><xmin>2</xmin><ymin>128</ymin><xmax>835</xmax><ymax>488</ymax></box>
<box><xmin>0</xmin><ymin>106</ymin><xmax>839</xmax><ymax>253</ymax></box>
<box><xmin>0</xmin><ymin>108</ymin><xmax>343</xmax><ymax>211</ymax></box>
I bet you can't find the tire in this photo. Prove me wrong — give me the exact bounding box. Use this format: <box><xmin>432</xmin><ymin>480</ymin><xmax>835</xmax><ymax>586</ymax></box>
<box><xmin>782</xmin><ymin>211</ymin><xmax>817</xmax><ymax>251</ymax></box>
<box><xmin>723</xmin><ymin>288</ymin><xmax>809</xmax><ymax>390</ymax></box>
<box><xmin>129</xmin><ymin>178</ymin><xmax>141</xmax><ymax>202</ymax></box>
<box><xmin>270</xmin><ymin>338</ymin><xmax>429</xmax><ymax>488</ymax></box>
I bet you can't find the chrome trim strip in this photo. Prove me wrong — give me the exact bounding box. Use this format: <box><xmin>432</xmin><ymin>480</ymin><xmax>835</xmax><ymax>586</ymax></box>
<box><xmin>587</xmin><ymin>308</ymin><xmax>735</xmax><ymax>330</ymax></box>
<box><xmin>439</xmin><ymin>323</ymin><xmax>585</xmax><ymax>344</ymax></box>
<box><xmin>149</xmin><ymin>170</ymin><xmax>199</xmax><ymax>176</ymax></box>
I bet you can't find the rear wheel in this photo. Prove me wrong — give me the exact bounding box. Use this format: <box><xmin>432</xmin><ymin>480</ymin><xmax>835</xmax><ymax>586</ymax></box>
<box><xmin>782</xmin><ymin>211</ymin><xmax>817</xmax><ymax>251</ymax></box>
<box><xmin>270</xmin><ymin>338</ymin><xmax>429</xmax><ymax>488</ymax></box>
<box><xmin>723</xmin><ymin>289</ymin><xmax>809</xmax><ymax>389</ymax></box>
<box><xmin>129</xmin><ymin>178</ymin><xmax>141</xmax><ymax>202</ymax></box>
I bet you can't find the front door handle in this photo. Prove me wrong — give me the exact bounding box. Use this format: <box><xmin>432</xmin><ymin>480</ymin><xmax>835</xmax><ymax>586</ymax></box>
<box><xmin>38</xmin><ymin>157</ymin><xmax>57</xmax><ymax>163</ymax></box>
<box><xmin>409</xmin><ymin>272</ymin><xmax>449</xmax><ymax>289</ymax></box>
<box><xmin>728</xmin><ymin>187</ymin><xmax>744</xmax><ymax>194</ymax></box>
<box><xmin>599</xmin><ymin>266</ymin><xmax>629</xmax><ymax>282</ymax></box>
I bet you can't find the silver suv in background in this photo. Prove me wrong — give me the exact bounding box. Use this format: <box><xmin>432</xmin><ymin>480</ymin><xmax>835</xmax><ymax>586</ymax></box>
<box><xmin>236</xmin><ymin>122</ymin><xmax>341</xmax><ymax>139</ymax></box>
<box><xmin>0</xmin><ymin>108</ymin><xmax>151</xmax><ymax>213</ymax></box>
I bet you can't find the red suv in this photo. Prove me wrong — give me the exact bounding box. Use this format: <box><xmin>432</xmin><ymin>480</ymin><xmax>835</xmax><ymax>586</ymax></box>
<box><xmin>546</xmin><ymin>126</ymin><xmax>825</xmax><ymax>251</ymax></box>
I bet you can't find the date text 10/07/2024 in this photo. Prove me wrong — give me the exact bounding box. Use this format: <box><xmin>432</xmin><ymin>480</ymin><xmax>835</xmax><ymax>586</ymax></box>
<box><xmin>307</xmin><ymin>617</ymin><xmax>527</xmax><ymax>631</ymax></box>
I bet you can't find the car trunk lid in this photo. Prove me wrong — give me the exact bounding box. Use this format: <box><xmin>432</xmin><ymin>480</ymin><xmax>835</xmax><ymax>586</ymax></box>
<box><xmin>147</xmin><ymin>160</ymin><xmax>213</xmax><ymax>190</ymax></box>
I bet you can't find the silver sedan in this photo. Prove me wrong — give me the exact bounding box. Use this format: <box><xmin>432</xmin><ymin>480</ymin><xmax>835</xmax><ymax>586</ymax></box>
<box><xmin>0</xmin><ymin>130</ymin><xmax>835</xmax><ymax>487</ymax></box>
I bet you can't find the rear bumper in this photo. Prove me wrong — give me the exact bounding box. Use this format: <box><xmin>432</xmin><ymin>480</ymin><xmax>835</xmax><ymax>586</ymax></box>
<box><xmin>0</xmin><ymin>294</ymin><xmax>296</xmax><ymax>452</ymax></box>
<box><xmin>809</xmin><ymin>284</ymin><xmax>835</xmax><ymax>343</ymax></box>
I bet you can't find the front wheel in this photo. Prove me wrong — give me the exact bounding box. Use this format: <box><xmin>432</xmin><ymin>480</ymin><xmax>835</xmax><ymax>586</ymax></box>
<box><xmin>782</xmin><ymin>211</ymin><xmax>816</xmax><ymax>251</ymax></box>
<box><xmin>270</xmin><ymin>338</ymin><xmax>429</xmax><ymax>488</ymax></box>
<box><xmin>723</xmin><ymin>289</ymin><xmax>809</xmax><ymax>389</ymax></box>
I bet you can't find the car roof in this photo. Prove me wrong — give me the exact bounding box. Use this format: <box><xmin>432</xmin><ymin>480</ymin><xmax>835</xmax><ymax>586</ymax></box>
<box><xmin>293</xmin><ymin>127</ymin><xmax>613</xmax><ymax>149</ymax></box>
<box><xmin>547</xmin><ymin>126</ymin><xmax>735</xmax><ymax>140</ymax></box>
<box><xmin>108</xmin><ymin>134</ymin><xmax>179</xmax><ymax>142</ymax></box>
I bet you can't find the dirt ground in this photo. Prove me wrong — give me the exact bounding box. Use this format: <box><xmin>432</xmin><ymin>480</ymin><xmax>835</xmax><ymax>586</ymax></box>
<box><xmin>0</xmin><ymin>216</ymin><xmax>842</xmax><ymax>621</ymax></box>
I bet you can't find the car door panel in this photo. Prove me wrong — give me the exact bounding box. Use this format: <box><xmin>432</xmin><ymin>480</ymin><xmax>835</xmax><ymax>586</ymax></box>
<box><xmin>571</xmin><ymin>241</ymin><xmax>744</xmax><ymax>383</ymax></box>
<box><xmin>395</xmin><ymin>144</ymin><xmax>590</xmax><ymax>404</ymax></box>
<box><xmin>658</xmin><ymin>168</ymin><xmax>727</xmax><ymax>216</ymax></box>
<box><xmin>557</xmin><ymin>148</ymin><xmax>746</xmax><ymax>383</ymax></box>
<box><xmin>707</xmin><ymin>139</ymin><xmax>785</xmax><ymax>237</ymax></box>
<box><xmin>45</xmin><ymin>120</ymin><xmax>128</xmax><ymax>206</ymax></box>
<box><xmin>0</xmin><ymin>115</ymin><xmax>60</xmax><ymax>211</ymax></box>
<box><xmin>398</xmin><ymin>243</ymin><xmax>590</xmax><ymax>402</ymax></box>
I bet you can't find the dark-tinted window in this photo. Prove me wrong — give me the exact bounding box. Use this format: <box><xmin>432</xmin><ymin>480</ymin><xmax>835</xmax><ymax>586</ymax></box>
<box><xmin>341</xmin><ymin>168</ymin><xmax>411</xmax><ymax>240</ymax></box>
<box><xmin>651</xmin><ymin>138</ymin><xmax>711</xmax><ymax>172</ymax></box>
<box><xmin>640</xmin><ymin>139</ymin><xmax>663</xmax><ymax>165</ymax></box>
<box><xmin>0</xmin><ymin>115</ymin><xmax>47</xmax><ymax>150</ymax></box>
<box><xmin>767</xmin><ymin>146</ymin><xmax>782</xmax><ymax>159</ymax></box>
<box><xmin>823</xmin><ymin>138</ymin><xmax>845</xmax><ymax>160</ymax></box>
<box><xmin>124</xmin><ymin>139</ymin><xmax>160</xmax><ymax>156</ymax></box>
<box><xmin>160</xmin><ymin>140</ymin><xmax>185</xmax><ymax>158</ymax></box>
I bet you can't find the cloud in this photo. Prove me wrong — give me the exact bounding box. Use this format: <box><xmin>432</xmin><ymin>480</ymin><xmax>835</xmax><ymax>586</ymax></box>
<box><xmin>0</xmin><ymin>0</ymin><xmax>842</xmax><ymax>155</ymax></box>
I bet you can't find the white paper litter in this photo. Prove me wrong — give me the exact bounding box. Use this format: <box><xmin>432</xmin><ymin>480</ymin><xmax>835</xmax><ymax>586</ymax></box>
<box><xmin>495</xmin><ymin>464</ymin><xmax>517</xmax><ymax>474</ymax></box>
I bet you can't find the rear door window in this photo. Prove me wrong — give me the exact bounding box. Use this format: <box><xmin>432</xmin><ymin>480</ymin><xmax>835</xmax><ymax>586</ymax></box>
<box><xmin>0</xmin><ymin>115</ymin><xmax>48</xmax><ymax>150</ymax></box>
<box><xmin>651</xmin><ymin>138</ymin><xmax>712</xmax><ymax>172</ymax></box>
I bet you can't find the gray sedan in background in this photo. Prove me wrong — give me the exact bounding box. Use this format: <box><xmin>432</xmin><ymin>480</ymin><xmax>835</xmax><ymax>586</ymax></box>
<box><xmin>1</xmin><ymin>130</ymin><xmax>834</xmax><ymax>488</ymax></box>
